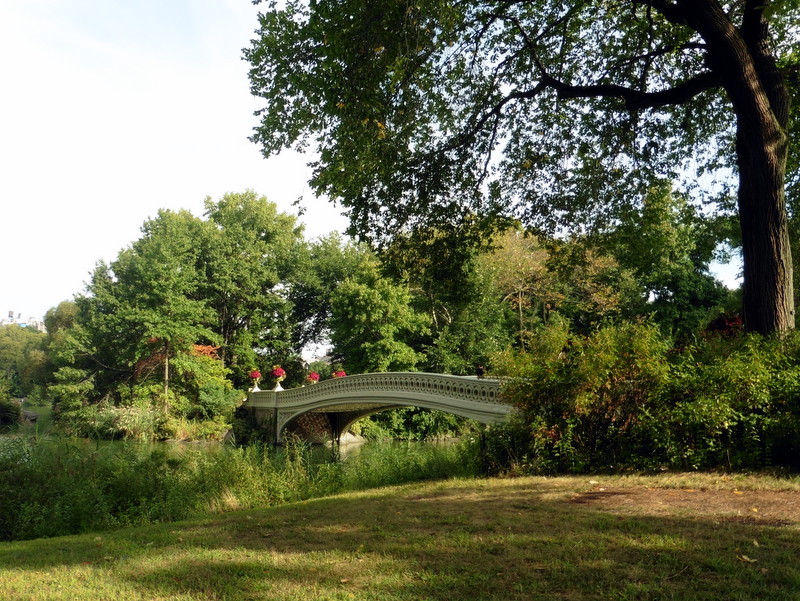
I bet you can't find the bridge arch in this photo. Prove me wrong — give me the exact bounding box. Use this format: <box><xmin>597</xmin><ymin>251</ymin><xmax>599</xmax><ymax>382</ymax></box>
<box><xmin>243</xmin><ymin>372</ymin><xmax>512</xmax><ymax>444</ymax></box>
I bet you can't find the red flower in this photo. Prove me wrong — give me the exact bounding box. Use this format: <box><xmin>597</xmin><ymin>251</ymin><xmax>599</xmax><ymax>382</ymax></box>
<box><xmin>249</xmin><ymin>370</ymin><xmax>262</xmax><ymax>380</ymax></box>
<box><xmin>306</xmin><ymin>372</ymin><xmax>320</xmax><ymax>382</ymax></box>
<box><xmin>332</xmin><ymin>370</ymin><xmax>347</xmax><ymax>378</ymax></box>
<box><xmin>271</xmin><ymin>366</ymin><xmax>286</xmax><ymax>378</ymax></box>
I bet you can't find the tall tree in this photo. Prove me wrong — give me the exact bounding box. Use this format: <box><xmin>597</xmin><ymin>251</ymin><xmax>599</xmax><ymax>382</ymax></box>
<box><xmin>0</xmin><ymin>324</ymin><xmax>45</xmax><ymax>398</ymax></box>
<box><xmin>80</xmin><ymin>210</ymin><xmax>217</xmax><ymax>407</ymax></box>
<box><xmin>246</xmin><ymin>0</ymin><xmax>799</xmax><ymax>334</ymax></box>
<box><xmin>200</xmin><ymin>191</ymin><xmax>306</xmax><ymax>376</ymax></box>
<box><xmin>477</xmin><ymin>229</ymin><xmax>639</xmax><ymax>336</ymax></box>
<box><xmin>381</xmin><ymin>225</ymin><xmax>516</xmax><ymax>373</ymax></box>
<box><xmin>479</xmin><ymin>229</ymin><xmax>554</xmax><ymax>346</ymax></box>
<box><xmin>288</xmin><ymin>233</ymin><xmax>374</xmax><ymax>349</ymax></box>
<box><xmin>600</xmin><ymin>183</ymin><xmax>728</xmax><ymax>335</ymax></box>
<box><xmin>329</xmin><ymin>256</ymin><xmax>430</xmax><ymax>372</ymax></box>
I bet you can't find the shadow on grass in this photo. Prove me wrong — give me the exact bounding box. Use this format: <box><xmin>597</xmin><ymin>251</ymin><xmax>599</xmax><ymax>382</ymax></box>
<box><xmin>1</xmin><ymin>479</ymin><xmax>799</xmax><ymax>600</ymax></box>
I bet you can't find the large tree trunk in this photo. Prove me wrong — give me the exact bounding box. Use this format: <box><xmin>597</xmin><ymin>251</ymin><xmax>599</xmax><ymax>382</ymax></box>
<box><xmin>689</xmin><ymin>0</ymin><xmax>794</xmax><ymax>333</ymax></box>
<box><xmin>544</xmin><ymin>2</ymin><xmax>795</xmax><ymax>333</ymax></box>
<box><xmin>736</xmin><ymin>124</ymin><xmax>794</xmax><ymax>334</ymax></box>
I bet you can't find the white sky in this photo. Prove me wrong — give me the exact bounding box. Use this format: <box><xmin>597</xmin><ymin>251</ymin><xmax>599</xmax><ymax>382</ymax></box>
<box><xmin>0</xmin><ymin>0</ymin><xmax>348</xmax><ymax>322</ymax></box>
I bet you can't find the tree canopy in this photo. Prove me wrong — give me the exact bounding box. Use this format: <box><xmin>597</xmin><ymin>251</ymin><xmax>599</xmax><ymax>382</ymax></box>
<box><xmin>0</xmin><ymin>324</ymin><xmax>45</xmax><ymax>399</ymax></box>
<box><xmin>246</xmin><ymin>0</ymin><xmax>800</xmax><ymax>334</ymax></box>
<box><xmin>329</xmin><ymin>255</ymin><xmax>430</xmax><ymax>372</ymax></box>
<box><xmin>42</xmin><ymin>193</ymin><xmax>307</xmax><ymax>437</ymax></box>
<box><xmin>9</xmin><ymin>187</ymin><xmax>734</xmax><ymax>440</ymax></box>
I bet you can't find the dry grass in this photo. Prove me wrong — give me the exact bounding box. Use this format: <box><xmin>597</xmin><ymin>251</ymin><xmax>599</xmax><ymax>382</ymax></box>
<box><xmin>1</xmin><ymin>473</ymin><xmax>799</xmax><ymax>600</ymax></box>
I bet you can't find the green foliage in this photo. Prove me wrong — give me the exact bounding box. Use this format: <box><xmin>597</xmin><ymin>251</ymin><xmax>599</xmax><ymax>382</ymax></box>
<box><xmin>0</xmin><ymin>396</ymin><xmax>20</xmax><ymax>426</ymax></box>
<box><xmin>474</xmin><ymin>227</ymin><xmax>683</xmax><ymax>341</ymax></box>
<box><xmin>31</xmin><ymin>188</ymin><xmax>737</xmax><ymax>446</ymax></box>
<box><xmin>52</xmin><ymin>403</ymin><xmax>162</xmax><ymax>441</ymax></box>
<box><xmin>48</xmin><ymin>366</ymin><xmax>95</xmax><ymax>415</ymax></box>
<box><xmin>546</xmin><ymin>242</ymin><xmax>641</xmax><ymax>332</ymax></box>
<box><xmin>380</xmin><ymin>225</ymin><xmax>516</xmax><ymax>374</ymax></box>
<box><xmin>599</xmin><ymin>184</ymin><xmax>729</xmax><ymax>336</ymax></box>
<box><xmin>329</xmin><ymin>256</ymin><xmax>430</xmax><ymax>372</ymax></box>
<box><xmin>424</xmin><ymin>310</ymin><xmax>512</xmax><ymax>375</ymax></box>
<box><xmin>649</xmin><ymin>334</ymin><xmax>800</xmax><ymax>469</ymax></box>
<box><xmin>76</xmin><ymin>193</ymin><xmax>305</xmax><ymax>388</ymax></box>
<box><xmin>0</xmin><ymin>324</ymin><xmax>46</xmax><ymax>398</ymax></box>
<box><xmin>0</xmin><ymin>436</ymin><xmax>476</xmax><ymax>542</ymax></box>
<box><xmin>315</xmin><ymin>440</ymin><xmax>478</xmax><ymax>492</ymax></box>
<box><xmin>244</xmin><ymin>0</ymin><xmax>791</xmax><ymax>237</ymax></box>
<box><xmin>357</xmin><ymin>407</ymin><xmax>472</xmax><ymax>441</ymax></box>
<box><xmin>0</xmin><ymin>439</ymin><xmax>194</xmax><ymax>540</ymax></box>
<box><xmin>492</xmin><ymin>321</ymin><xmax>670</xmax><ymax>472</ymax></box>
<box><xmin>170</xmin><ymin>352</ymin><xmax>240</xmax><ymax>420</ymax></box>
<box><xmin>307</xmin><ymin>360</ymin><xmax>331</xmax><ymax>380</ymax></box>
<box><xmin>116</xmin><ymin>210</ymin><xmax>216</xmax><ymax>351</ymax></box>
<box><xmin>252</xmin><ymin>355</ymin><xmax>308</xmax><ymax>390</ymax></box>
<box><xmin>76</xmin><ymin>208</ymin><xmax>219</xmax><ymax>407</ymax></box>
<box><xmin>246</xmin><ymin>0</ymin><xmax>798</xmax><ymax>334</ymax></box>
<box><xmin>41</xmin><ymin>193</ymin><xmax>308</xmax><ymax>440</ymax></box>
<box><xmin>289</xmin><ymin>233</ymin><xmax>374</xmax><ymax>349</ymax></box>
<box><xmin>200</xmin><ymin>191</ymin><xmax>306</xmax><ymax>379</ymax></box>
<box><xmin>160</xmin><ymin>415</ymin><xmax>233</xmax><ymax>442</ymax></box>
<box><xmin>478</xmin><ymin>229</ymin><xmax>558</xmax><ymax>340</ymax></box>
<box><xmin>486</xmin><ymin>323</ymin><xmax>800</xmax><ymax>473</ymax></box>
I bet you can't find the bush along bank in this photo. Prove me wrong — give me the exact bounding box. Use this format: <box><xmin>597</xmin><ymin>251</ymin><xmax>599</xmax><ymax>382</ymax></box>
<box><xmin>483</xmin><ymin>321</ymin><xmax>800</xmax><ymax>474</ymax></box>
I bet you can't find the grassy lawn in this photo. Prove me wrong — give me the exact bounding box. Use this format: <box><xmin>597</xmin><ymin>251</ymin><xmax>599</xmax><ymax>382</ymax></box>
<box><xmin>1</xmin><ymin>473</ymin><xmax>798</xmax><ymax>600</ymax></box>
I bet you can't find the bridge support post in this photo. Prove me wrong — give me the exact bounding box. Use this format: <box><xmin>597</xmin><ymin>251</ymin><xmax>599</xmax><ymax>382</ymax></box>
<box><xmin>268</xmin><ymin>407</ymin><xmax>279</xmax><ymax>445</ymax></box>
<box><xmin>329</xmin><ymin>412</ymin><xmax>348</xmax><ymax>446</ymax></box>
<box><xmin>328</xmin><ymin>409</ymin><xmax>387</xmax><ymax>445</ymax></box>
<box><xmin>245</xmin><ymin>406</ymin><xmax>279</xmax><ymax>444</ymax></box>
<box><xmin>244</xmin><ymin>391</ymin><xmax>281</xmax><ymax>445</ymax></box>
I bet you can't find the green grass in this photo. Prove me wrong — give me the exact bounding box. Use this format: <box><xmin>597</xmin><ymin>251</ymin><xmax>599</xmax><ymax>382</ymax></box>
<box><xmin>0</xmin><ymin>437</ymin><xmax>478</xmax><ymax>541</ymax></box>
<box><xmin>1</xmin><ymin>474</ymin><xmax>798</xmax><ymax>600</ymax></box>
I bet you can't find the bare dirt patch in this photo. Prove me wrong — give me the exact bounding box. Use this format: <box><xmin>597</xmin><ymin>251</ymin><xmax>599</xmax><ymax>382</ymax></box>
<box><xmin>570</xmin><ymin>485</ymin><xmax>800</xmax><ymax>526</ymax></box>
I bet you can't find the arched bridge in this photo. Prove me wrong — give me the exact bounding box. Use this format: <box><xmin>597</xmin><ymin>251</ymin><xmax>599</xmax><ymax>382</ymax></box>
<box><xmin>243</xmin><ymin>372</ymin><xmax>512</xmax><ymax>444</ymax></box>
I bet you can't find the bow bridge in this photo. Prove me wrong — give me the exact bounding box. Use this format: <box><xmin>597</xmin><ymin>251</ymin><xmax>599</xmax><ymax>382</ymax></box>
<box><xmin>243</xmin><ymin>372</ymin><xmax>512</xmax><ymax>444</ymax></box>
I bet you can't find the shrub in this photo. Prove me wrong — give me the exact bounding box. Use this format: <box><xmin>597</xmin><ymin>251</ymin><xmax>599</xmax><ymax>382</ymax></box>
<box><xmin>0</xmin><ymin>398</ymin><xmax>21</xmax><ymax>426</ymax></box>
<box><xmin>0</xmin><ymin>436</ymin><xmax>479</xmax><ymax>542</ymax></box>
<box><xmin>490</xmin><ymin>321</ymin><xmax>671</xmax><ymax>472</ymax></box>
<box><xmin>360</xmin><ymin>407</ymin><xmax>472</xmax><ymax>441</ymax></box>
<box><xmin>161</xmin><ymin>415</ymin><xmax>232</xmax><ymax>441</ymax></box>
<box><xmin>648</xmin><ymin>333</ymin><xmax>800</xmax><ymax>469</ymax></box>
<box><xmin>486</xmin><ymin>324</ymin><xmax>800</xmax><ymax>474</ymax></box>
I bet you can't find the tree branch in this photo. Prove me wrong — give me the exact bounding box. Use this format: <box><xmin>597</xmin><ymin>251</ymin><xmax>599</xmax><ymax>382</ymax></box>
<box><xmin>540</xmin><ymin>70</ymin><xmax>722</xmax><ymax>110</ymax></box>
<box><xmin>632</xmin><ymin>0</ymin><xmax>688</xmax><ymax>26</ymax></box>
<box><xmin>740</xmin><ymin>0</ymin><xmax>767</xmax><ymax>44</ymax></box>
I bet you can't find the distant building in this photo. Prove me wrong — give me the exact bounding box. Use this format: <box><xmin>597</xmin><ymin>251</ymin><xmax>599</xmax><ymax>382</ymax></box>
<box><xmin>0</xmin><ymin>310</ymin><xmax>46</xmax><ymax>332</ymax></box>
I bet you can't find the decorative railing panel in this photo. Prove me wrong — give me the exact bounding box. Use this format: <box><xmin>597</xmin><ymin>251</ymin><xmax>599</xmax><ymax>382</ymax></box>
<box><xmin>270</xmin><ymin>372</ymin><xmax>504</xmax><ymax>405</ymax></box>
